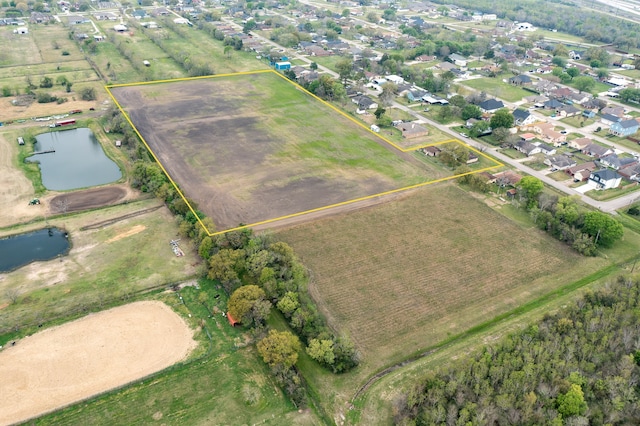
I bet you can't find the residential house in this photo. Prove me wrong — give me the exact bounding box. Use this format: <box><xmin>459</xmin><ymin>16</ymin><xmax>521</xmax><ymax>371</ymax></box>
<box><xmin>420</xmin><ymin>146</ymin><xmax>441</xmax><ymax>156</ymax></box>
<box><xmin>567</xmin><ymin>161</ymin><xmax>597</xmax><ymax>181</ymax></box>
<box><xmin>491</xmin><ymin>170</ymin><xmax>523</xmax><ymax>186</ymax></box>
<box><xmin>67</xmin><ymin>15</ymin><xmax>89</xmax><ymax>24</ymax></box>
<box><xmin>437</xmin><ymin>62</ymin><xmax>457</xmax><ymax>71</ymax></box>
<box><xmin>520</xmin><ymin>133</ymin><xmax>536</xmax><ymax>141</ymax></box>
<box><xmin>601</xmin><ymin>106</ymin><xmax>625</xmax><ymax>118</ymax></box>
<box><xmin>448</xmin><ymin>53</ymin><xmax>468</xmax><ymax>67</ymax></box>
<box><xmin>407</xmin><ymin>88</ymin><xmax>427</xmax><ymax>102</ymax></box>
<box><xmin>30</xmin><ymin>12</ymin><xmax>52</xmax><ymax>23</ymax></box>
<box><xmin>555</xmin><ymin>104</ymin><xmax>581</xmax><ymax>118</ymax></box>
<box><xmin>538</xmin><ymin>143</ymin><xmax>557</xmax><ymax>155</ymax></box>
<box><xmin>509</xmin><ymin>75</ymin><xmax>532</xmax><ymax>86</ymax></box>
<box><xmin>569</xmin><ymin>50</ymin><xmax>584</xmax><ymax>60</ymax></box>
<box><xmin>543</xmin><ymin>99</ymin><xmax>564</xmax><ymax>110</ymax></box>
<box><xmin>397</xmin><ymin>122</ymin><xmax>429</xmax><ymax>139</ymax></box>
<box><xmin>530</xmin><ymin>122</ymin><xmax>566</xmax><ymax>146</ymax></box>
<box><xmin>422</xmin><ymin>94</ymin><xmax>449</xmax><ymax>105</ymax></box>
<box><xmin>353</xmin><ymin>95</ymin><xmax>378</xmax><ymax>112</ymax></box>
<box><xmin>599</xmin><ymin>153</ymin><xmax>637</xmax><ymax>170</ymax></box>
<box><xmin>513</xmin><ymin>109</ymin><xmax>536</xmax><ymax>126</ymax></box>
<box><xmin>619</xmin><ymin>163</ymin><xmax>640</xmax><ymax>181</ymax></box>
<box><xmin>569</xmin><ymin>137</ymin><xmax>592</xmax><ymax>150</ymax></box>
<box><xmin>545</xmin><ymin>154</ymin><xmax>576</xmax><ymax>170</ymax></box>
<box><xmin>515</xmin><ymin>140</ymin><xmax>541</xmax><ymax>156</ymax></box>
<box><xmin>609</xmin><ymin>119</ymin><xmax>639</xmax><ymax>137</ymax></box>
<box><xmin>567</xmin><ymin>92</ymin><xmax>591</xmax><ymax>105</ymax></box>
<box><xmin>479</xmin><ymin>99</ymin><xmax>505</xmax><ymax>113</ymax></box>
<box><xmin>589</xmin><ymin>169</ymin><xmax>622</xmax><ymax>189</ymax></box>
<box><xmin>600</xmin><ymin>113</ymin><xmax>622</xmax><ymax>126</ymax></box>
<box><xmin>583</xmin><ymin>143</ymin><xmax>614</xmax><ymax>158</ymax></box>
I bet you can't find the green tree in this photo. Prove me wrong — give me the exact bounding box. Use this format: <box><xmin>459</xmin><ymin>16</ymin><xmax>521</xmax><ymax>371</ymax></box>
<box><xmin>490</xmin><ymin>108</ymin><xmax>514</xmax><ymax>129</ymax></box>
<box><xmin>461</xmin><ymin>104</ymin><xmax>482</xmax><ymax>120</ymax></box>
<box><xmin>228</xmin><ymin>285</ymin><xmax>271</xmax><ymax>327</ymax></box>
<box><xmin>469</xmin><ymin>120</ymin><xmax>490</xmax><ymax>137</ymax></box>
<box><xmin>39</xmin><ymin>76</ymin><xmax>53</xmax><ymax>88</ymax></box>
<box><xmin>379</xmin><ymin>82</ymin><xmax>397</xmax><ymax>106</ymax></box>
<box><xmin>79</xmin><ymin>87</ymin><xmax>96</xmax><ymax>101</ymax></box>
<box><xmin>373</xmin><ymin>106</ymin><xmax>386</xmax><ymax>120</ymax></box>
<box><xmin>557</xmin><ymin>383</ymin><xmax>588</xmax><ymax>417</ymax></box>
<box><xmin>306</xmin><ymin>338</ymin><xmax>335</xmax><ymax>365</ymax></box>
<box><xmin>553</xmin><ymin>44</ymin><xmax>569</xmax><ymax>57</ymax></box>
<box><xmin>518</xmin><ymin>176</ymin><xmax>544</xmax><ymax>209</ymax></box>
<box><xmin>208</xmin><ymin>248</ymin><xmax>245</xmax><ymax>292</ymax></box>
<box><xmin>574</xmin><ymin>76</ymin><xmax>596</xmax><ymax>93</ymax></box>
<box><xmin>257</xmin><ymin>329</ymin><xmax>301</xmax><ymax>371</ymax></box>
<box><xmin>276</xmin><ymin>291</ymin><xmax>299</xmax><ymax>318</ymax></box>
<box><xmin>582</xmin><ymin>211</ymin><xmax>624</xmax><ymax>247</ymax></box>
<box><xmin>552</xmin><ymin>56</ymin><xmax>567</xmax><ymax>67</ymax></box>
<box><xmin>310</xmin><ymin>62</ymin><xmax>318</xmax><ymax>70</ymax></box>
<box><xmin>449</xmin><ymin>94</ymin><xmax>466</xmax><ymax>108</ymax></box>
<box><xmin>335</xmin><ymin>57</ymin><xmax>353</xmax><ymax>84</ymax></box>
<box><xmin>566</xmin><ymin>67</ymin><xmax>580</xmax><ymax>79</ymax></box>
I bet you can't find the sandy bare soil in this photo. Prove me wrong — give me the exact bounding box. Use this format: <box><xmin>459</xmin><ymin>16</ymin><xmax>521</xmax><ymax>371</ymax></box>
<box><xmin>0</xmin><ymin>301</ymin><xmax>197</xmax><ymax>425</ymax></box>
<box><xmin>0</xmin><ymin>132</ymin><xmax>37</xmax><ymax>227</ymax></box>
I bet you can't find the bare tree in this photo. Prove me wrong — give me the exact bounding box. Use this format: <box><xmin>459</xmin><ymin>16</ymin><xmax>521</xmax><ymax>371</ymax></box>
<box><xmin>5</xmin><ymin>288</ymin><xmax>21</xmax><ymax>304</ymax></box>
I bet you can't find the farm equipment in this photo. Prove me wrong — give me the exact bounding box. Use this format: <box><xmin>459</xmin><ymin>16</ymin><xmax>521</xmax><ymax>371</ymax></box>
<box><xmin>28</xmin><ymin>198</ymin><xmax>40</xmax><ymax>205</ymax></box>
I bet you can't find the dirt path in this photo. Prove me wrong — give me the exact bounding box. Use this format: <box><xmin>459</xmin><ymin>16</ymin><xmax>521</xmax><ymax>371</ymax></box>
<box><xmin>0</xmin><ymin>301</ymin><xmax>197</xmax><ymax>425</ymax></box>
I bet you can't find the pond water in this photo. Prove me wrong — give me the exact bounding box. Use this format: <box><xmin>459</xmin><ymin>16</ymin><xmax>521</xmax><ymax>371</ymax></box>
<box><xmin>26</xmin><ymin>128</ymin><xmax>122</xmax><ymax>191</ymax></box>
<box><xmin>0</xmin><ymin>228</ymin><xmax>70</xmax><ymax>273</ymax></box>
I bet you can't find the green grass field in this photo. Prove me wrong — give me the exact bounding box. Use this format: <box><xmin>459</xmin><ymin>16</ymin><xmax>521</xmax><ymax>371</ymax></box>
<box><xmin>462</xmin><ymin>77</ymin><xmax>532</xmax><ymax>102</ymax></box>
<box><xmin>275</xmin><ymin>183</ymin><xmax>619</xmax><ymax>420</ymax></box>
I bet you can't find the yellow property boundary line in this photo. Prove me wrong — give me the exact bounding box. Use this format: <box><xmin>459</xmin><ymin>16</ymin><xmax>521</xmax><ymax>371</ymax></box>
<box><xmin>105</xmin><ymin>70</ymin><xmax>503</xmax><ymax>236</ymax></box>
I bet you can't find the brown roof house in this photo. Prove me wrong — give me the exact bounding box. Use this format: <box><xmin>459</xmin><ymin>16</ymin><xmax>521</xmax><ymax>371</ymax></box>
<box><xmin>398</xmin><ymin>122</ymin><xmax>429</xmax><ymax>139</ymax></box>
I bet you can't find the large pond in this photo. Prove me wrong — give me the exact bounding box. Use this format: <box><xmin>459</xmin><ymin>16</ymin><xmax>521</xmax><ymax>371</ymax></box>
<box><xmin>26</xmin><ymin>128</ymin><xmax>122</xmax><ymax>191</ymax></box>
<box><xmin>0</xmin><ymin>228</ymin><xmax>70</xmax><ymax>272</ymax></box>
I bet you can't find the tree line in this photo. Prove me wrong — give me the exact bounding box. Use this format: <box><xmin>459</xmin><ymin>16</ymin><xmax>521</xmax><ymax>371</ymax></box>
<box><xmin>431</xmin><ymin>0</ymin><xmax>640</xmax><ymax>49</ymax></box>
<box><xmin>125</xmin><ymin>139</ymin><xmax>358</xmax><ymax>408</ymax></box>
<box><xmin>395</xmin><ymin>275</ymin><xmax>640</xmax><ymax>424</ymax></box>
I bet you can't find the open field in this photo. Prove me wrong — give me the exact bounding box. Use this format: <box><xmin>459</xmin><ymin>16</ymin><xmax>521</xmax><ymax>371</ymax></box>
<box><xmin>110</xmin><ymin>72</ymin><xmax>442</xmax><ymax>232</ymax></box>
<box><xmin>33</xmin><ymin>283</ymin><xmax>319</xmax><ymax>425</ymax></box>
<box><xmin>0</xmin><ymin>131</ymin><xmax>37</xmax><ymax>227</ymax></box>
<box><xmin>0</xmin><ymin>198</ymin><xmax>199</xmax><ymax>335</ymax></box>
<box><xmin>0</xmin><ymin>301</ymin><xmax>196</xmax><ymax>425</ymax></box>
<box><xmin>462</xmin><ymin>77</ymin><xmax>532</xmax><ymax>102</ymax></box>
<box><xmin>276</xmin><ymin>183</ymin><xmax>612</xmax><ymax>418</ymax></box>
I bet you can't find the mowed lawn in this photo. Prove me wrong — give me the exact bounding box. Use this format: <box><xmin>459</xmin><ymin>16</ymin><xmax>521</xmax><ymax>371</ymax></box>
<box><xmin>277</xmin><ymin>184</ymin><xmax>605</xmax><ymax>370</ymax></box>
<box><xmin>463</xmin><ymin>77</ymin><xmax>532</xmax><ymax>102</ymax></box>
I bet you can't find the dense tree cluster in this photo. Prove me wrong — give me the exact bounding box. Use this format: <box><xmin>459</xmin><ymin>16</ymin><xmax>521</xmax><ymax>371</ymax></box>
<box><xmin>526</xmin><ymin>189</ymin><xmax>624</xmax><ymax>255</ymax></box>
<box><xmin>205</xmin><ymin>230</ymin><xmax>359</xmax><ymax>374</ymax></box>
<box><xmin>396</xmin><ymin>276</ymin><xmax>640</xmax><ymax>424</ymax></box>
<box><xmin>431</xmin><ymin>0</ymin><xmax>640</xmax><ymax>49</ymax></box>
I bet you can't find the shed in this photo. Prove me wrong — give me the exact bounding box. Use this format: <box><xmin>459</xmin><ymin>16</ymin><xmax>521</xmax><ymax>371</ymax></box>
<box><xmin>115</xmin><ymin>140</ymin><xmax>122</xmax><ymax>147</ymax></box>
<box><xmin>275</xmin><ymin>61</ymin><xmax>291</xmax><ymax>70</ymax></box>
<box><xmin>227</xmin><ymin>312</ymin><xmax>239</xmax><ymax>327</ymax></box>
<box><xmin>143</xmin><ymin>60</ymin><xmax>150</xmax><ymax>67</ymax></box>
<box><xmin>17</xmin><ymin>136</ymin><xmax>24</xmax><ymax>145</ymax></box>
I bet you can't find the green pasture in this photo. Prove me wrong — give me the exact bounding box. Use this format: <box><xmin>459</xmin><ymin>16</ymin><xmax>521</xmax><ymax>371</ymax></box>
<box><xmin>462</xmin><ymin>77</ymin><xmax>532</xmax><ymax>102</ymax></box>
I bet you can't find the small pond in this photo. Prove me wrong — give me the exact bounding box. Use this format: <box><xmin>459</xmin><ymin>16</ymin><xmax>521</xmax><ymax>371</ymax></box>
<box><xmin>26</xmin><ymin>128</ymin><xmax>122</xmax><ymax>191</ymax></box>
<box><xmin>0</xmin><ymin>228</ymin><xmax>70</xmax><ymax>273</ymax></box>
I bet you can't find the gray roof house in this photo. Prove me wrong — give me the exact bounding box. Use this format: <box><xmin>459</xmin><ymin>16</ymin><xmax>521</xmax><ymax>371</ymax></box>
<box><xmin>589</xmin><ymin>169</ymin><xmax>622</xmax><ymax>189</ymax></box>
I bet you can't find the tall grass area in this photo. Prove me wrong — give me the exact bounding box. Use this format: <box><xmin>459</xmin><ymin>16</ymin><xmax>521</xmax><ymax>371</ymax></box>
<box><xmin>275</xmin><ymin>183</ymin><xmax>639</xmax><ymax>421</ymax></box>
